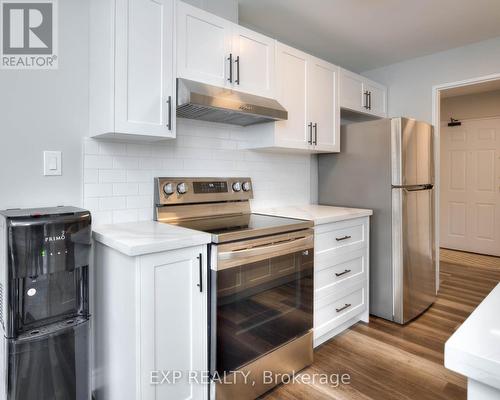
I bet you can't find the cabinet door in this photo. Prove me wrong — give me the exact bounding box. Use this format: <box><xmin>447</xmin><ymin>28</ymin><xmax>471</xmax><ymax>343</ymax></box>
<box><xmin>274</xmin><ymin>43</ymin><xmax>309</xmax><ymax>149</ymax></box>
<box><xmin>139</xmin><ymin>246</ymin><xmax>208</xmax><ymax>400</ymax></box>
<box><xmin>308</xmin><ymin>57</ymin><xmax>340</xmax><ymax>152</ymax></box>
<box><xmin>231</xmin><ymin>26</ymin><xmax>275</xmax><ymax>98</ymax></box>
<box><xmin>114</xmin><ymin>0</ymin><xmax>175</xmax><ymax>138</ymax></box>
<box><xmin>364</xmin><ymin>81</ymin><xmax>387</xmax><ymax>117</ymax></box>
<box><xmin>177</xmin><ymin>1</ymin><xmax>232</xmax><ymax>87</ymax></box>
<box><xmin>339</xmin><ymin>69</ymin><xmax>365</xmax><ymax>112</ymax></box>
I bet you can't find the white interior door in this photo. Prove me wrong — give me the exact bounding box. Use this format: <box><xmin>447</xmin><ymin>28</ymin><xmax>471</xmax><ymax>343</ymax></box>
<box><xmin>440</xmin><ymin>118</ymin><xmax>500</xmax><ymax>256</ymax></box>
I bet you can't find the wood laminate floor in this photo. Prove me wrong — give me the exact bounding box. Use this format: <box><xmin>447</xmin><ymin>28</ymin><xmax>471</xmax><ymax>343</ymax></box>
<box><xmin>262</xmin><ymin>250</ymin><xmax>500</xmax><ymax>400</ymax></box>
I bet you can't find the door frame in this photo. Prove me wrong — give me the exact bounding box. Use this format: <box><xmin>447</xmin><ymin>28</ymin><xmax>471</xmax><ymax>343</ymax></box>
<box><xmin>432</xmin><ymin>72</ymin><xmax>500</xmax><ymax>291</ymax></box>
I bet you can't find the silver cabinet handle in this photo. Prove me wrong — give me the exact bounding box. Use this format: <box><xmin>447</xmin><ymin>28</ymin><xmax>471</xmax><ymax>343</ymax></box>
<box><xmin>313</xmin><ymin>123</ymin><xmax>318</xmax><ymax>145</ymax></box>
<box><xmin>227</xmin><ymin>53</ymin><xmax>233</xmax><ymax>83</ymax></box>
<box><xmin>335</xmin><ymin>269</ymin><xmax>351</xmax><ymax>277</ymax></box>
<box><xmin>336</xmin><ymin>235</ymin><xmax>351</xmax><ymax>241</ymax></box>
<box><xmin>235</xmin><ymin>56</ymin><xmax>240</xmax><ymax>85</ymax></box>
<box><xmin>166</xmin><ymin>96</ymin><xmax>172</xmax><ymax>130</ymax></box>
<box><xmin>336</xmin><ymin>303</ymin><xmax>352</xmax><ymax>313</ymax></box>
<box><xmin>308</xmin><ymin>123</ymin><xmax>313</xmax><ymax>144</ymax></box>
<box><xmin>197</xmin><ymin>253</ymin><xmax>203</xmax><ymax>292</ymax></box>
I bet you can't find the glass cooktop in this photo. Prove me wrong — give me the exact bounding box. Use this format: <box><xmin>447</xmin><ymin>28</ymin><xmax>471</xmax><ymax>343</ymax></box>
<box><xmin>170</xmin><ymin>213</ymin><xmax>313</xmax><ymax>243</ymax></box>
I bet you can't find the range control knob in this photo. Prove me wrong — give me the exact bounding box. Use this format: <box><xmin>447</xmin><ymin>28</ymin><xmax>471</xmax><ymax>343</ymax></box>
<box><xmin>177</xmin><ymin>182</ymin><xmax>189</xmax><ymax>194</ymax></box>
<box><xmin>163</xmin><ymin>183</ymin><xmax>174</xmax><ymax>196</ymax></box>
<box><xmin>232</xmin><ymin>182</ymin><xmax>242</xmax><ymax>192</ymax></box>
<box><xmin>242</xmin><ymin>181</ymin><xmax>252</xmax><ymax>192</ymax></box>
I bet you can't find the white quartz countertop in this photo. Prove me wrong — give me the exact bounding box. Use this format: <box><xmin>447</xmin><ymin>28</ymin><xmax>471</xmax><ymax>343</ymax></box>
<box><xmin>92</xmin><ymin>221</ymin><xmax>212</xmax><ymax>257</ymax></box>
<box><xmin>254</xmin><ymin>204</ymin><xmax>373</xmax><ymax>225</ymax></box>
<box><xmin>445</xmin><ymin>283</ymin><xmax>500</xmax><ymax>389</ymax></box>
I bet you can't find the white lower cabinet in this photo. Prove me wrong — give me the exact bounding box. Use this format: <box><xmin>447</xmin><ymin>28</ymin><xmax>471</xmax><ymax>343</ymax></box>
<box><xmin>93</xmin><ymin>244</ymin><xmax>208</xmax><ymax>400</ymax></box>
<box><xmin>313</xmin><ymin>217</ymin><xmax>370</xmax><ymax>347</ymax></box>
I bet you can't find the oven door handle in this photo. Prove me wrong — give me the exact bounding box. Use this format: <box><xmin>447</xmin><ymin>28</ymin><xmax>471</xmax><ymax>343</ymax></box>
<box><xmin>217</xmin><ymin>235</ymin><xmax>313</xmax><ymax>270</ymax></box>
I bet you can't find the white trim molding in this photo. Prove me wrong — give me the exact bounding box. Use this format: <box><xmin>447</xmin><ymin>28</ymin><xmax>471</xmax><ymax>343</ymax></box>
<box><xmin>431</xmin><ymin>72</ymin><xmax>500</xmax><ymax>291</ymax></box>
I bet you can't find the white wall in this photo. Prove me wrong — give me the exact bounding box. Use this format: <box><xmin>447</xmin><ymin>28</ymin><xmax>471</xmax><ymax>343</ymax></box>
<box><xmin>362</xmin><ymin>36</ymin><xmax>500</xmax><ymax>123</ymax></box>
<box><xmin>84</xmin><ymin>119</ymin><xmax>316</xmax><ymax>225</ymax></box>
<box><xmin>0</xmin><ymin>0</ymin><xmax>89</xmax><ymax>210</ymax></box>
<box><xmin>441</xmin><ymin>90</ymin><xmax>500</xmax><ymax>122</ymax></box>
<box><xmin>182</xmin><ymin>0</ymin><xmax>238</xmax><ymax>22</ymax></box>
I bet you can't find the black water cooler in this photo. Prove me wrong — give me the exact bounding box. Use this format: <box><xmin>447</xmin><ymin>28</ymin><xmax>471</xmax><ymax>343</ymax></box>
<box><xmin>0</xmin><ymin>207</ymin><xmax>91</xmax><ymax>400</ymax></box>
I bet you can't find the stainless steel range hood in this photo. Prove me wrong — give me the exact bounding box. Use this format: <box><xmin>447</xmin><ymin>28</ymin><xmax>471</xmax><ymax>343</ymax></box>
<box><xmin>176</xmin><ymin>78</ymin><xmax>288</xmax><ymax>126</ymax></box>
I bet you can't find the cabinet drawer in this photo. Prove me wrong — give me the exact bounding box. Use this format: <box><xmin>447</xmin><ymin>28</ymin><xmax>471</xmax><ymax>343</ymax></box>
<box><xmin>315</xmin><ymin>249</ymin><xmax>366</xmax><ymax>298</ymax></box>
<box><xmin>315</xmin><ymin>217</ymin><xmax>368</xmax><ymax>255</ymax></box>
<box><xmin>314</xmin><ymin>281</ymin><xmax>367</xmax><ymax>339</ymax></box>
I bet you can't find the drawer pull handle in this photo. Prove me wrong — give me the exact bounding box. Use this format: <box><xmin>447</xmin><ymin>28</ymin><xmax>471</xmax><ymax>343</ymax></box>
<box><xmin>336</xmin><ymin>303</ymin><xmax>352</xmax><ymax>313</ymax></box>
<box><xmin>335</xmin><ymin>269</ymin><xmax>352</xmax><ymax>277</ymax></box>
<box><xmin>336</xmin><ymin>235</ymin><xmax>352</xmax><ymax>241</ymax></box>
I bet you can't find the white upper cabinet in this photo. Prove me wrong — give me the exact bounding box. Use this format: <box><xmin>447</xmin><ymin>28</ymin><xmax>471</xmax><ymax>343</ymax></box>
<box><xmin>274</xmin><ymin>44</ymin><xmax>309</xmax><ymax>149</ymax></box>
<box><xmin>363</xmin><ymin>81</ymin><xmax>387</xmax><ymax>116</ymax></box>
<box><xmin>340</xmin><ymin>68</ymin><xmax>387</xmax><ymax>117</ymax></box>
<box><xmin>231</xmin><ymin>26</ymin><xmax>276</xmax><ymax>98</ymax></box>
<box><xmin>339</xmin><ymin>69</ymin><xmax>364</xmax><ymax>112</ymax></box>
<box><xmin>307</xmin><ymin>57</ymin><xmax>340</xmax><ymax>152</ymax></box>
<box><xmin>90</xmin><ymin>0</ymin><xmax>176</xmax><ymax>141</ymax></box>
<box><xmin>244</xmin><ymin>43</ymin><xmax>339</xmax><ymax>153</ymax></box>
<box><xmin>177</xmin><ymin>1</ymin><xmax>231</xmax><ymax>87</ymax></box>
<box><xmin>177</xmin><ymin>2</ymin><xmax>276</xmax><ymax>98</ymax></box>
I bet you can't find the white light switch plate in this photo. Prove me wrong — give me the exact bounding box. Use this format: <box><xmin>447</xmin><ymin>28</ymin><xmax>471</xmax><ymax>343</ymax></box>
<box><xmin>44</xmin><ymin>151</ymin><xmax>62</xmax><ymax>176</ymax></box>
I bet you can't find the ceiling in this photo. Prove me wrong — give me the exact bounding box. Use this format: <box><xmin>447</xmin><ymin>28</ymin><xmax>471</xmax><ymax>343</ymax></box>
<box><xmin>238</xmin><ymin>0</ymin><xmax>500</xmax><ymax>72</ymax></box>
<box><xmin>441</xmin><ymin>79</ymin><xmax>500</xmax><ymax>98</ymax></box>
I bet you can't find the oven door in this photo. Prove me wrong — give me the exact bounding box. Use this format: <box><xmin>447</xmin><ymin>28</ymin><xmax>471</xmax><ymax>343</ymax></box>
<box><xmin>211</xmin><ymin>229</ymin><xmax>314</xmax><ymax>375</ymax></box>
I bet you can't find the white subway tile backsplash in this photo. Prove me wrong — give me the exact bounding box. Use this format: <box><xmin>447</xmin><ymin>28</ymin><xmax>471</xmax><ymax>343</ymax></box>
<box><xmin>98</xmin><ymin>142</ymin><xmax>127</xmax><ymax>156</ymax></box>
<box><xmin>84</xmin><ymin>183</ymin><xmax>113</xmax><ymax>198</ymax></box>
<box><xmin>85</xmin><ymin>155</ymin><xmax>113</xmax><ymax>169</ymax></box>
<box><xmin>84</xmin><ymin>139</ymin><xmax>100</xmax><ymax>155</ymax></box>
<box><xmin>126</xmin><ymin>195</ymin><xmax>152</xmax><ymax>209</ymax></box>
<box><xmin>112</xmin><ymin>209</ymin><xmax>139</xmax><ymax>223</ymax></box>
<box><xmin>138</xmin><ymin>183</ymin><xmax>154</xmax><ymax>195</ymax></box>
<box><xmin>112</xmin><ymin>183</ymin><xmax>139</xmax><ymax>196</ymax></box>
<box><xmin>84</xmin><ymin>120</ymin><xmax>314</xmax><ymax>225</ymax></box>
<box><xmin>126</xmin><ymin>143</ymin><xmax>152</xmax><ymax>157</ymax></box>
<box><xmin>112</xmin><ymin>156</ymin><xmax>140</xmax><ymax>169</ymax></box>
<box><xmin>91</xmin><ymin>211</ymin><xmax>113</xmax><ymax>226</ymax></box>
<box><xmin>99</xmin><ymin>196</ymin><xmax>127</xmax><ymax>210</ymax></box>
<box><xmin>99</xmin><ymin>169</ymin><xmax>127</xmax><ymax>183</ymax></box>
<box><xmin>84</xmin><ymin>169</ymin><xmax>99</xmax><ymax>184</ymax></box>
<box><xmin>126</xmin><ymin>170</ymin><xmax>152</xmax><ymax>182</ymax></box>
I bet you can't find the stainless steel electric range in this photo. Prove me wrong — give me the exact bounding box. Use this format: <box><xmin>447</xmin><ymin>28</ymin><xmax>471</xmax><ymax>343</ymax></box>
<box><xmin>154</xmin><ymin>177</ymin><xmax>314</xmax><ymax>400</ymax></box>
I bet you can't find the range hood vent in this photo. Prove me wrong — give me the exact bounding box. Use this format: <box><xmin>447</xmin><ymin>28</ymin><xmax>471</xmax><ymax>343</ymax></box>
<box><xmin>176</xmin><ymin>78</ymin><xmax>288</xmax><ymax>127</ymax></box>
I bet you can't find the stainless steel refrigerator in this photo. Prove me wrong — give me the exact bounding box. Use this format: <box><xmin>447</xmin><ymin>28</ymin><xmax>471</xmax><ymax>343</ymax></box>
<box><xmin>318</xmin><ymin>117</ymin><xmax>435</xmax><ymax>324</ymax></box>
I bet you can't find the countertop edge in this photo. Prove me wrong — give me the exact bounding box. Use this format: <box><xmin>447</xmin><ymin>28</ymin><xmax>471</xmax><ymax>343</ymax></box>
<box><xmin>254</xmin><ymin>205</ymin><xmax>373</xmax><ymax>225</ymax></box>
<box><xmin>92</xmin><ymin>224</ymin><xmax>212</xmax><ymax>257</ymax></box>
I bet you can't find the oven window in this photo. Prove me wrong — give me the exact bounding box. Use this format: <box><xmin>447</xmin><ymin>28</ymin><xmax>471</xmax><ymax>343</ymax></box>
<box><xmin>216</xmin><ymin>248</ymin><xmax>313</xmax><ymax>373</ymax></box>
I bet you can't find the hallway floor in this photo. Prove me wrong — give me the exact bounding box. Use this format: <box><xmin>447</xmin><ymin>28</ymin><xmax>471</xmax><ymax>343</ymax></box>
<box><xmin>263</xmin><ymin>250</ymin><xmax>500</xmax><ymax>400</ymax></box>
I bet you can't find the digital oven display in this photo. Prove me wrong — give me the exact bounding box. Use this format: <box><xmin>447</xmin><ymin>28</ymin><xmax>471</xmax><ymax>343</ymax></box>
<box><xmin>193</xmin><ymin>181</ymin><xmax>228</xmax><ymax>194</ymax></box>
